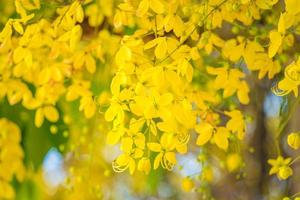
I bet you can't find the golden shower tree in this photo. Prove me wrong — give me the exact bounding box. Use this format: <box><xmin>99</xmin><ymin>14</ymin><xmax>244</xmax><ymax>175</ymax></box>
<box><xmin>0</xmin><ymin>0</ymin><xmax>300</xmax><ymax>199</ymax></box>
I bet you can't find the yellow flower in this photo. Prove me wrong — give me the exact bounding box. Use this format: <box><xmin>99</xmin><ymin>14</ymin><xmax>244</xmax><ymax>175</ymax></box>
<box><xmin>147</xmin><ymin>133</ymin><xmax>177</xmax><ymax>170</ymax></box>
<box><xmin>105</xmin><ymin>86</ymin><xmax>132</xmax><ymax>122</ymax></box>
<box><xmin>268</xmin><ymin>30</ymin><xmax>282</xmax><ymax>58</ymax></box>
<box><xmin>207</xmin><ymin>66</ymin><xmax>250</xmax><ymax>104</ymax></box>
<box><xmin>195</xmin><ymin>122</ymin><xmax>214</xmax><ymax>146</ymax></box>
<box><xmin>285</xmin><ymin>0</ymin><xmax>300</xmax><ymax>15</ymax></box>
<box><xmin>181</xmin><ymin>177</ymin><xmax>194</xmax><ymax>192</ymax></box>
<box><xmin>226</xmin><ymin>153</ymin><xmax>242</xmax><ymax>172</ymax></box>
<box><xmin>0</xmin><ymin>181</ymin><xmax>15</xmax><ymax>199</ymax></box>
<box><xmin>137</xmin><ymin>0</ymin><xmax>149</xmax><ymax>16</ymax></box>
<box><xmin>149</xmin><ymin>0</ymin><xmax>165</xmax><ymax>14</ymax></box>
<box><xmin>256</xmin><ymin>0</ymin><xmax>278</xmax><ymax>9</ymax></box>
<box><xmin>112</xmin><ymin>153</ymin><xmax>136</xmax><ymax>174</ymax></box>
<box><xmin>287</xmin><ymin>132</ymin><xmax>300</xmax><ymax>150</ymax></box>
<box><xmin>137</xmin><ymin>157</ymin><xmax>151</xmax><ymax>174</ymax></box>
<box><xmin>278</xmin><ymin>166</ymin><xmax>293</xmax><ymax>180</ymax></box>
<box><xmin>106</xmin><ymin>127</ymin><xmax>125</xmax><ymax>145</ymax></box>
<box><xmin>195</xmin><ymin>123</ymin><xmax>230</xmax><ymax>151</ymax></box>
<box><xmin>268</xmin><ymin>156</ymin><xmax>293</xmax><ymax>180</ymax></box>
<box><xmin>243</xmin><ymin>40</ymin><xmax>281</xmax><ymax>80</ymax></box>
<box><xmin>225</xmin><ymin>110</ymin><xmax>245</xmax><ymax>140</ymax></box>
<box><xmin>278</xmin><ymin>12</ymin><xmax>294</xmax><ymax>34</ymax></box>
<box><xmin>34</xmin><ymin>105</ymin><xmax>59</xmax><ymax>127</ymax></box>
<box><xmin>202</xmin><ymin>166</ymin><xmax>214</xmax><ymax>182</ymax></box>
<box><xmin>273</xmin><ymin>59</ymin><xmax>300</xmax><ymax>97</ymax></box>
<box><xmin>0</xmin><ymin>118</ymin><xmax>25</xmax><ymax>200</ymax></box>
<box><xmin>222</xmin><ymin>39</ymin><xmax>244</xmax><ymax>62</ymax></box>
<box><xmin>130</xmin><ymin>91</ymin><xmax>173</xmax><ymax>120</ymax></box>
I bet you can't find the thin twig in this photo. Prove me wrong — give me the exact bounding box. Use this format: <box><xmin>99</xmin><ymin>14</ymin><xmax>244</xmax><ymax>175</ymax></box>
<box><xmin>155</xmin><ymin>0</ymin><xmax>229</xmax><ymax>65</ymax></box>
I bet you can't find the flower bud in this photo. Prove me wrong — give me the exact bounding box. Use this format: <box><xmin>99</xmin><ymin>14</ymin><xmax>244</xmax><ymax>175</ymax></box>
<box><xmin>278</xmin><ymin>166</ymin><xmax>293</xmax><ymax>180</ymax></box>
<box><xmin>287</xmin><ymin>132</ymin><xmax>300</xmax><ymax>150</ymax></box>
<box><xmin>226</xmin><ymin>153</ymin><xmax>242</xmax><ymax>172</ymax></box>
<box><xmin>137</xmin><ymin>157</ymin><xmax>151</xmax><ymax>174</ymax></box>
<box><xmin>181</xmin><ymin>177</ymin><xmax>194</xmax><ymax>192</ymax></box>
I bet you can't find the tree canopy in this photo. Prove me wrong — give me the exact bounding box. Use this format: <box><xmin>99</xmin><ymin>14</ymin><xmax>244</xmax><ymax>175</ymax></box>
<box><xmin>1</xmin><ymin>0</ymin><xmax>300</xmax><ymax>199</ymax></box>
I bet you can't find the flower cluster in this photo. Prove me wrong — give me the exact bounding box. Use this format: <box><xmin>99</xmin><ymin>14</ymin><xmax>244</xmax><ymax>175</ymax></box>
<box><xmin>105</xmin><ymin>0</ymin><xmax>287</xmax><ymax>174</ymax></box>
<box><xmin>1</xmin><ymin>0</ymin><xmax>300</xmax><ymax>198</ymax></box>
<box><xmin>0</xmin><ymin>118</ymin><xmax>25</xmax><ymax>199</ymax></box>
<box><xmin>0</xmin><ymin>0</ymin><xmax>119</xmax><ymax>129</ymax></box>
<box><xmin>267</xmin><ymin>1</ymin><xmax>300</xmax><ymax>189</ymax></box>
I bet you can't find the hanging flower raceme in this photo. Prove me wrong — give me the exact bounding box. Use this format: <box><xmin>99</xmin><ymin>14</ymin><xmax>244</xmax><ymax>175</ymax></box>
<box><xmin>105</xmin><ymin>0</ymin><xmax>255</xmax><ymax>174</ymax></box>
<box><xmin>0</xmin><ymin>118</ymin><xmax>25</xmax><ymax>199</ymax></box>
<box><xmin>2</xmin><ymin>0</ymin><xmax>300</xmax><ymax>198</ymax></box>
